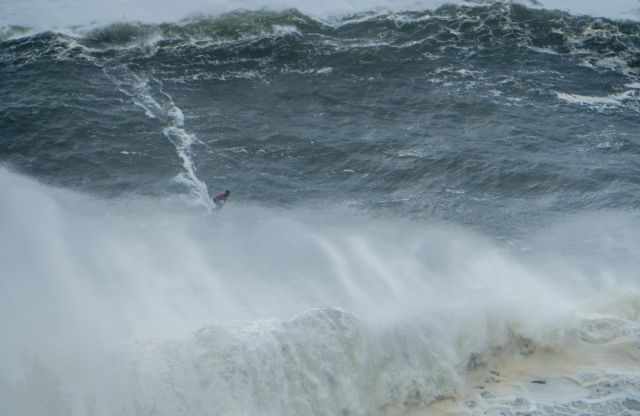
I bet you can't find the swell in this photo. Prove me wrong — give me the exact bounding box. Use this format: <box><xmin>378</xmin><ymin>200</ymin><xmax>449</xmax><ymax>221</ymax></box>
<box><xmin>2</xmin><ymin>4</ymin><xmax>639</xmax><ymax>70</ymax></box>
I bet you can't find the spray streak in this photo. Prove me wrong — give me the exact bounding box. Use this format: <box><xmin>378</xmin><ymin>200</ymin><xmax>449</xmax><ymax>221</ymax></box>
<box><xmin>103</xmin><ymin>65</ymin><xmax>213</xmax><ymax>210</ymax></box>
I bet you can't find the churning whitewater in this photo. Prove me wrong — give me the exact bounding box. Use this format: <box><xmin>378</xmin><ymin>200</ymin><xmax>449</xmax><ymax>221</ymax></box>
<box><xmin>1</xmin><ymin>1</ymin><xmax>640</xmax><ymax>415</ymax></box>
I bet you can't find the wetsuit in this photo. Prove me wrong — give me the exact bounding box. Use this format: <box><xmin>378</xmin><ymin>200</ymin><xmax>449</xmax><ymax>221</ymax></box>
<box><xmin>213</xmin><ymin>192</ymin><xmax>228</xmax><ymax>207</ymax></box>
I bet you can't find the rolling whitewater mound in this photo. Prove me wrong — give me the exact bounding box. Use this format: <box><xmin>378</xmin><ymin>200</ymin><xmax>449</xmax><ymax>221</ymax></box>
<box><xmin>2</xmin><ymin>168</ymin><xmax>640</xmax><ymax>416</ymax></box>
<box><xmin>2</xmin><ymin>2</ymin><xmax>640</xmax><ymax>415</ymax></box>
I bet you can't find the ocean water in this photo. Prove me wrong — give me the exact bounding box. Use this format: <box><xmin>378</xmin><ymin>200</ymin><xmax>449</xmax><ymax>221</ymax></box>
<box><xmin>1</xmin><ymin>1</ymin><xmax>640</xmax><ymax>415</ymax></box>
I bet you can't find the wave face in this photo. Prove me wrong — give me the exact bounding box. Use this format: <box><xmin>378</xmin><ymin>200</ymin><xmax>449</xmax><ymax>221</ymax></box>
<box><xmin>1</xmin><ymin>4</ymin><xmax>639</xmax><ymax>231</ymax></box>
<box><xmin>2</xmin><ymin>2</ymin><xmax>640</xmax><ymax>416</ymax></box>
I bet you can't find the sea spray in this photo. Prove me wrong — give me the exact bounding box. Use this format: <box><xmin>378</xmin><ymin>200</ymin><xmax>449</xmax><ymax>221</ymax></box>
<box><xmin>2</xmin><ymin>168</ymin><xmax>640</xmax><ymax>414</ymax></box>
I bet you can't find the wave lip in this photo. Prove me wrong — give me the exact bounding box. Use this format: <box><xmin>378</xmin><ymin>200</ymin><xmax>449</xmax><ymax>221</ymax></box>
<box><xmin>3</xmin><ymin>3</ymin><xmax>639</xmax><ymax>81</ymax></box>
<box><xmin>2</xmin><ymin>0</ymin><xmax>640</xmax><ymax>30</ymax></box>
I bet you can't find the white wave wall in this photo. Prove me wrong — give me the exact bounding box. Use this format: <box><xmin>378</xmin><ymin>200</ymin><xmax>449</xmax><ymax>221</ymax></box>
<box><xmin>1</xmin><ymin>167</ymin><xmax>640</xmax><ymax>415</ymax></box>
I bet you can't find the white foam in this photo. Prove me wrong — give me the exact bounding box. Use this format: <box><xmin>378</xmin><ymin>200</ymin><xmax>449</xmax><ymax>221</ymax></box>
<box><xmin>527</xmin><ymin>46</ymin><xmax>560</xmax><ymax>55</ymax></box>
<box><xmin>556</xmin><ymin>90</ymin><xmax>637</xmax><ymax>108</ymax></box>
<box><xmin>282</xmin><ymin>66</ymin><xmax>333</xmax><ymax>75</ymax></box>
<box><xmin>316</xmin><ymin>66</ymin><xmax>333</xmax><ymax>74</ymax></box>
<box><xmin>271</xmin><ymin>24</ymin><xmax>301</xmax><ymax>37</ymax></box>
<box><xmin>103</xmin><ymin>66</ymin><xmax>213</xmax><ymax>210</ymax></box>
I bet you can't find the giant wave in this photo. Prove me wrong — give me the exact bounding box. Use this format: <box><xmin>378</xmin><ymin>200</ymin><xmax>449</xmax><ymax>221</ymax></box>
<box><xmin>2</xmin><ymin>1</ymin><xmax>640</xmax><ymax>415</ymax></box>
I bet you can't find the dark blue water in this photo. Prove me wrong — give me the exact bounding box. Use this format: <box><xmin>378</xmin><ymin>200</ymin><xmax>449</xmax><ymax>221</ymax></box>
<box><xmin>2</xmin><ymin>3</ymin><xmax>639</xmax><ymax>235</ymax></box>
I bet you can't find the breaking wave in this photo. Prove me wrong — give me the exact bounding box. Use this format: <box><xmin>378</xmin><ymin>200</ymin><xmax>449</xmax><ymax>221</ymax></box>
<box><xmin>2</xmin><ymin>4</ymin><xmax>640</xmax><ymax>75</ymax></box>
<box><xmin>1</xmin><ymin>167</ymin><xmax>640</xmax><ymax>415</ymax></box>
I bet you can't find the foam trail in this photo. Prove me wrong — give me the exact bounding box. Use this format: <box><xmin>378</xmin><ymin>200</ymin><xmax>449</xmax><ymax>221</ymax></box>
<box><xmin>104</xmin><ymin>65</ymin><xmax>214</xmax><ymax>209</ymax></box>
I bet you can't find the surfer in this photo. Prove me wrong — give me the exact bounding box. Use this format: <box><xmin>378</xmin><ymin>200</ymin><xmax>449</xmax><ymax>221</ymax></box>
<box><xmin>213</xmin><ymin>190</ymin><xmax>230</xmax><ymax>209</ymax></box>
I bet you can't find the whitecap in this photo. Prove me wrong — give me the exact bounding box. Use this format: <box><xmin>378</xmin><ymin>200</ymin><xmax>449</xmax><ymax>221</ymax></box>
<box><xmin>556</xmin><ymin>90</ymin><xmax>636</xmax><ymax>107</ymax></box>
<box><xmin>527</xmin><ymin>46</ymin><xmax>560</xmax><ymax>55</ymax></box>
<box><xmin>271</xmin><ymin>24</ymin><xmax>301</xmax><ymax>37</ymax></box>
